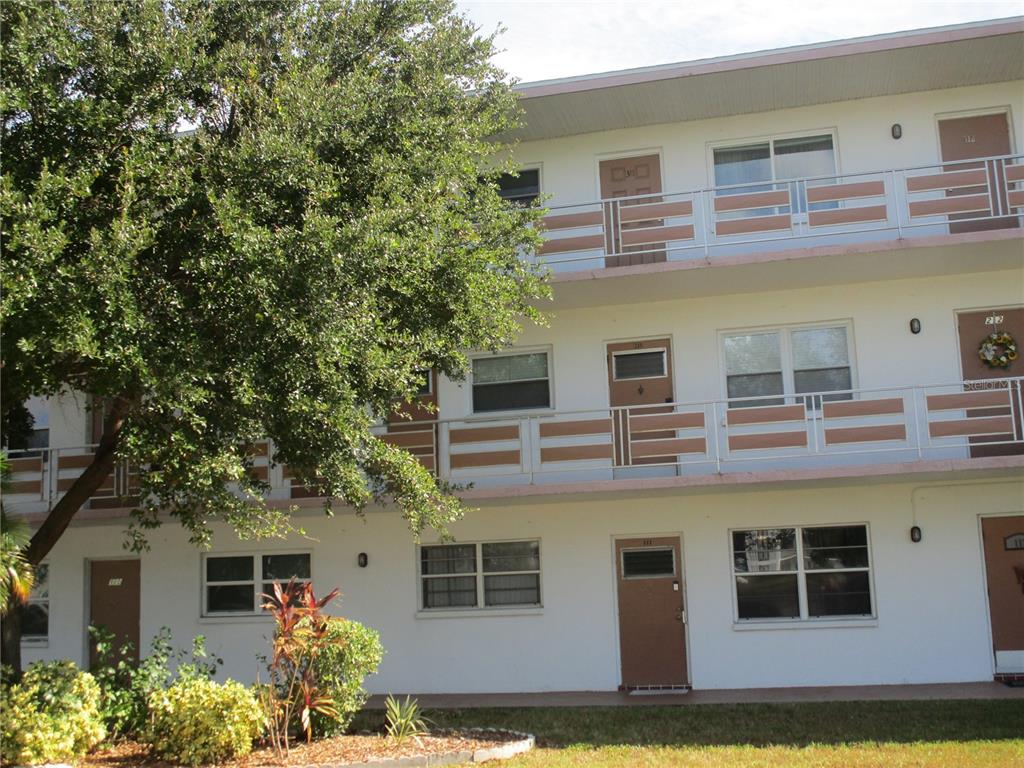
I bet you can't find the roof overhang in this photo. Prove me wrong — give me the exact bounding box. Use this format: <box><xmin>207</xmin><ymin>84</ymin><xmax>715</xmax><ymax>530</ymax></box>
<box><xmin>503</xmin><ymin>17</ymin><xmax>1024</xmax><ymax>142</ymax></box>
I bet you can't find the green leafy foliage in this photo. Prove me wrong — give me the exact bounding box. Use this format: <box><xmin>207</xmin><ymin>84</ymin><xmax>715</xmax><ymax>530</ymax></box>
<box><xmin>309</xmin><ymin>617</ymin><xmax>384</xmax><ymax>737</ymax></box>
<box><xmin>0</xmin><ymin>660</ymin><xmax>106</xmax><ymax>765</ymax></box>
<box><xmin>89</xmin><ymin>625</ymin><xmax>222</xmax><ymax>738</ymax></box>
<box><xmin>384</xmin><ymin>694</ymin><xmax>432</xmax><ymax>747</ymax></box>
<box><xmin>146</xmin><ymin>676</ymin><xmax>263</xmax><ymax>766</ymax></box>
<box><xmin>1</xmin><ymin>0</ymin><xmax>548</xmax><ymax>558</ymax></box>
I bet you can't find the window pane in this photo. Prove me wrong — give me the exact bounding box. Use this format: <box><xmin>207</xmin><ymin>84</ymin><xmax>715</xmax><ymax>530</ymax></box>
<box><xmin>31</xmin><ymin>564</ymin><xmax>49</xmax><ymax>600</ymax></box>
<box><xmin>423</xmin><ymin>576</ymin><xmax>477</xmax><ymax>608</ymax></box>
<box><xmin>794</xmin><ymin>368</ymin><xmax>852</xmax><ymax>397</ymax></box>
<box><xmin>622</xmin><ymin>548</ymin><xmax>675</xmax><ymax>578</ymax></box>
<box><xmin>735</xmin><ymin>574</ymin><xmax>799</xmax><ymax>619</ymax></box>
<box><xmin>803</xmin><ymin>526</ymin><xmax>869</xmax><ymax>569</ymax></box>
<box><xmin>482</xmin><ymin>541</ymin><xmax>539</xmax><ymax>572</ymax></box>
<box><xmin>207</xmin><ymin>584</ymin><xmax>255</xmax><ymax>613</ymax></box>
<box><xmin>421</xmin><ymin>545</ymin><xmax>476</xmax><ymax>575</ymax></box>
<box><xmin>262</xmin><ymin>554</ymin><xmax>311</xmax><ymax>581</ymax></box>
<box><xmin>791</xmin><ymin>327</ymin><xmax>849</xmax><ymax>370</ymax></box>
<box><xmin>25</xmin><ymin>396</ymin><xmax>49</xmax><ymax>428</ymax></box>
<box><xmin>713</xmin><ymin>143</ymin><xmax>771</xmax><ymax>187</ymax></box>
<box><xmin>484</xmin><ymin>573</ymin><xmax>540</xmax><ymax>606</ymax></box>
<box><xmin>773</xmin><ymin>135</ymin><xmax>835</xmax><ymax>181</ymax></box>
<box><xmin>21</xmin><ymin>602</ymin><xmax>48</xmax><ymax>638</ymax></box>
<box><xmin>414</xmin><ymin>371</ymin><xmax>432</xmax><ymax>396</ymax></box>
<box><xmin>473</xmin><ymin>380</ymin><xmax>550</xmax><ymax>412</ymax></box>
<box><xmin>727</xmin><ymin>373</ymin><xmax>785</xmax><ymax>406</ymax></box>
<box><xmin>806</xmin><ymin>571</ymin><xmax>872</xmax><ymax>616</ymax></box>
<box><xmin>613</xmin><ymin>351</ymin><xmax>666</xmax><ymax>380</ymax></box>
<box><xmin>206</xmin><ymin>556</ymin><xmax>253</xmax><ymax>583</ymax></box>
<box><xmin>497</xmin><ymin>170</ymin><xmax>540</xmax><ymax>205</ymax></box>
<box><xmin>724</xmin><ymin>333</ymin><xmax>781</xmax><ymax>375</ymax></box>
<box><xmin>509</xmin><ymin>353</ymin><xmax>548</xmax><ymax>381</ymax></box>
<box><xmin>733</xmin><ymin>529</ymin><xmax>797</xmax><ymax>572</ymax></box>
<box><xmin>473</xmin><ymin>356</ymin><xmax>512</xmax><ymax>384</ymax></box>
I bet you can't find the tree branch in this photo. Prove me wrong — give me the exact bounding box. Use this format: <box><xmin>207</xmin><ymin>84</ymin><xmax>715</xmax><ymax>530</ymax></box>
<box><xmin>25</xmin><ymin>396</ymin><xmax>132</xmax><ymax>566</ymax></box>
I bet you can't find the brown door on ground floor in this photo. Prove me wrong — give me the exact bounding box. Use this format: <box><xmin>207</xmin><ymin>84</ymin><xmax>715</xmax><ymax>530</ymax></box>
<box><xmin>981</xmin><ymin>516</ymin><xmax>1024</xmax><ymax>672</ymax></box>
<box><xmin>615</xmin><ymin>536</ymin><xmax>688</xmax><ymax>688</ymax></box>
<box><xmin>89</xmin><ymin>559</ymin><xmax>141</xmax><ymax>666</ymax></box>
<box><xmin>956</xmin><ymin>307</ymin><xmax>1024</xmax><ymax>457</ymax></box>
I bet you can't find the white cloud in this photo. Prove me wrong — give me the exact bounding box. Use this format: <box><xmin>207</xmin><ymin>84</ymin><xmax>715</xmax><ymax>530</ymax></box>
<box><xmin>456</xmin><ymin>0</ymin><xmax>1023</xmax><ymax>82</ymax></box>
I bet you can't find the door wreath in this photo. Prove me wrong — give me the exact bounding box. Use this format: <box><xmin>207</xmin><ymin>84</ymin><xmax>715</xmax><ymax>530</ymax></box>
<box><xmin>978</xmin><ymin>331</ymin><xmax>1018</xmax><ymax>369</ymax></box>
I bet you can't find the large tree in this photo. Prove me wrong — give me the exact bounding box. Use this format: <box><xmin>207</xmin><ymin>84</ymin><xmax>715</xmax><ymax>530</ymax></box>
<box><xmin>0</xmin><ymin>0</ymin><xmax>547</xmax><ymax>668</ymax></box>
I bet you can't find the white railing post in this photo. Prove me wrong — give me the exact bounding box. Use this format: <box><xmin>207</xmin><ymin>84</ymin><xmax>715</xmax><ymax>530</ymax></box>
<box><xmin>911</xmin><ymin>386</ymin><xmax>925</xmax><ymax>458</ymax></box>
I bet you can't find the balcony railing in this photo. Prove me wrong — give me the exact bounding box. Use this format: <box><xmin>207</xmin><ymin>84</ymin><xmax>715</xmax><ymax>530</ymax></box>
<box><xmin>536</xmin><ymin>153</ymin><xmax>1024</xmax><ymax>270</ymax></box>
<box><xmin>5</xmin><ymin>377</ymin><xmax>1021</xmax><ymax>512</ymax></box>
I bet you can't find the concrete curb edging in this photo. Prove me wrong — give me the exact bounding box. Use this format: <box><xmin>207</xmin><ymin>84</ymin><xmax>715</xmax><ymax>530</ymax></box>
<box><xmin>291</xmin><ymin>729</ymin><xmax>536</xmax><ymax>767</ymax></box>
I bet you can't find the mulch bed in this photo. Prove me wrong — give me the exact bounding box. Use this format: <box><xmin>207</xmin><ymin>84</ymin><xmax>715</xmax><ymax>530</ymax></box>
<box><xmin>78</xmin><ymin>729</ymin><xmax>526</xmax><ymax>766</ymax></box>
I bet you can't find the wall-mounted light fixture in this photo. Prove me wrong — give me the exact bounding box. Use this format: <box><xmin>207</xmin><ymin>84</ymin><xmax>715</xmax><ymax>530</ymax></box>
<box><xmin>910</xmin><ymin>525</ymin><xmax>922</xmax><ymax>543</ymax></box>
<box><xmin>891</xmin><ymin>123</ymin><xmax>903</xmax><ymax>140</ymax></box>
<box><xmin>357</xmin><ymin>552</ymin><xmax>368</xmax><ymax>568</ymax></box>
<box><xmin>910</xmin><ymin>318</ymin><xmax>921</xmax><ymax>334</ymax></box>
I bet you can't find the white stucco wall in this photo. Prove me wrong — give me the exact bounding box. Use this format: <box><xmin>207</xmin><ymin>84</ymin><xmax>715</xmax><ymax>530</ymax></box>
<box><xmin>24</xmin><ymin>478</ymin><xmax>1023</xmax><ymax>692</ymax></box>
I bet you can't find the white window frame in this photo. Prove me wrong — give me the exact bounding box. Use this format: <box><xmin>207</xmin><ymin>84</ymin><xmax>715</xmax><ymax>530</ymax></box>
<box><xmin>611</xmin><ymin>348</ymin><xmax>669</xmax><ymax>382</ymax></box>
<box><xmin>417</xmin><ymin>538</ymin><xmax>543</xmax><ymax>613</ymax></box>
<box><xmin>21</xmin><ymin>562</ymin><xmax>49</xmax><ymax>645</ymax></box>
<box><xmin>201</xmin><ymin>551</ymin><xmax>311</xmax><ymax>617</ymax></box>
<box><xmin>718</xmin><ymin>320</ymin><xmax>856</xmax><ymax>407</ymax></box>
<box><xmin>729</xmin><ymin>522</ymin><xmax>875</xmax><ymax>625</ymax></box>
<box><xmin>469</xmin><ymin>348</ymin><xmax>554</xmax><ymax>416</ymax></box>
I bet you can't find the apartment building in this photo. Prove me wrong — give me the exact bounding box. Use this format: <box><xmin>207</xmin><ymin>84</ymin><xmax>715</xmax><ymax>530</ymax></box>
<box><xmin>8</xmin><ymin>18</ymin><xmax>1024</xmax><ymax>693</ymax></box>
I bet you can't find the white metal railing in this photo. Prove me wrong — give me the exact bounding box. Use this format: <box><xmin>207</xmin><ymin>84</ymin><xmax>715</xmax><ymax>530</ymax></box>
<box><xmin>536</xmin><ymin>153</ymin><xmax>1024</xmax><ymax>270</ymax></box>
<box><xmin>6</xmin><ymin>377</ymin><xmax>1021</xmax><ymax>511</ymax></box>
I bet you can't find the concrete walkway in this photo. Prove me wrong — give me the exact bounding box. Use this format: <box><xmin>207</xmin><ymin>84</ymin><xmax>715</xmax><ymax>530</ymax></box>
<box><xmin>367</xmin><ymin>682</ymin><xmax>1024</xmax><ymax>709</ymax></box>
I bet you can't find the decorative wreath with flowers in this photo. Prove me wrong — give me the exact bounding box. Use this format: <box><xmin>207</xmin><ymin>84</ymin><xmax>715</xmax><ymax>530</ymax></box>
<box><xmin>978</xmin><ymin>331</ymin><xmax>1018</xmax><ymax>369</ymax></box>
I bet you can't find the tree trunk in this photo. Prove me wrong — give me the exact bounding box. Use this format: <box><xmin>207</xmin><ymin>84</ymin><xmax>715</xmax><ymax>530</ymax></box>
<box><xmin>3</xmin><ymin>397</ymin><xmax>131</xmax><ymax>675</ymax></box>
<box><xmin>0</xmin><ymin>606</ymin><xmax>23</xmax><ymax>679</ymax></box>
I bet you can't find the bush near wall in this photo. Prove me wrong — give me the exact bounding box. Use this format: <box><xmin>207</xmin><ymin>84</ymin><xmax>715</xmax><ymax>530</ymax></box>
<box><xmin>1</xmin><ymin>661</ymin><xmax>106</xmax><ymax>765</ymax></box>
<box><xmin>146</xmin><ymin>676</ymin><xmax>264</xmax><ymax>766</ymax></box>
<box><xmin>310</xmin><ymin>617</ymin><xmax>384</xmax><ymax>737</ymax></box>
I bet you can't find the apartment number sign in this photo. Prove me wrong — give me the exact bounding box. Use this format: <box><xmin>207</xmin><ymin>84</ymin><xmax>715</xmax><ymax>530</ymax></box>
<box><xmin>1006</xmin><ymin>533</ymin><xmax>1024</xmax><ymax>551</ymax></box>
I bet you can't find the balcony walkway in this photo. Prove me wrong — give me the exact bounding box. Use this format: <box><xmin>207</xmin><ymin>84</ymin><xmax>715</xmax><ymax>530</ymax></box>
<box><xmin>365</xmin><ymin>682</ymin><xmax>1024</xmax><ymax>709</ymax></box>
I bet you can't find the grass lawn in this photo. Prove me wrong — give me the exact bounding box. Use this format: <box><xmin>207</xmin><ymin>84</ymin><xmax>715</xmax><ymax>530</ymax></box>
<box><xmin>353</xmin><ymin>699</ymin><xmax>1024</xmax><ymax>767</ymax></box>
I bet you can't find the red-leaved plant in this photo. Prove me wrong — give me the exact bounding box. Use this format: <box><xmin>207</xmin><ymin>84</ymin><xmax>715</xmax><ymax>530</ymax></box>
<box><xmin>259</xmin><ymin>579</ymin><xmax>342</xmax><ymax>756</ymax></box>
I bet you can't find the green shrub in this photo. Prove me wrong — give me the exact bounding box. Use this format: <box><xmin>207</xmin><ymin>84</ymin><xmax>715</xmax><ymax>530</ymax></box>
<box><xmin>309</xmin><ymin>617</ymin><xmax>384</xmax><ymax>737</ymax></box>
<box><xmin>1</xmin><ymin>660</ymin><xmax>106</xmax><ymax>765</ymax></box>
<box><xmin>146</xmin><ymin>676</ymin><xmax>263</xmax><ymax>766</ymax></box>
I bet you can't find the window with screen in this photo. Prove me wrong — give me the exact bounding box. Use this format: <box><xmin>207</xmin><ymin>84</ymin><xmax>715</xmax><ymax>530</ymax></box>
<box><xmin>496</xmin><ymin>169</ymin><xmax>540</xmax><ymax>206</ymax></box>
<box><xmin>203</xmin><ymin>552</ymin><xmax>311</xmax><ymax>615</ymax></box>
<box><xmin>622</xmin><ymin>548</ymin><xmax>675</xmax><ymax>578</ymax></box>
<box><xmin>732</xmin><ymin>525</ymin><xmax>872</xmax><ymax>622</ymax></box>
<box><xmin>612</xmin><ymin>350</ymin><xmax>667</xmax><ymax>380</ymax></box>
<box><xmin>21</xmin><ymin>563</ymin><xmax>48</xmax><ymax>642</ymax></box>
<box><xmin>420</xmin><ymin>540</ymin><xmax>541</xmax><ymax>611</ymax></box>
<box><xmin>472</xmin><ymin>352</ymin><xmax>550</xmax><ymax>413</ymax></box>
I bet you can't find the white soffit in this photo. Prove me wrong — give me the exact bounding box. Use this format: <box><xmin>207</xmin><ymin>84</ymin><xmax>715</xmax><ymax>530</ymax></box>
<box><xmin>504</xmin><ymin>18</ymin><xmax>1024</xmax><ymax>142</ymax></box>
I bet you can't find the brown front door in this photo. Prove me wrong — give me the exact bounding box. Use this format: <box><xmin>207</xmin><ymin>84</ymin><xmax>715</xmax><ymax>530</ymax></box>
<box><xmin>937</xmin><ymin>113</ymin><xmax>1016</xmax><ymax>233</ymax></box>
<box><xmin>615</xmin><ymin>536</ymin><xmax>688</xmax><ymax>688</ymax></box>
<box><xmin>956</xmin><ymin>308</ymin><xmax>1024</xmax><ymax>457</ymax></box>
<box><xmin>981</xmin><ymin>516</ymin><xmax>1024</xmax><ymax>674</ymax></box>
<box><xmin>607</xmin><ymin>338</ymin><xmax>674</xmax><ymax>466</ymax></box>
<box><xmin>599</xmin><ymin>154</ymin><xmax>665</xmax><ymax>267</ymax></box>
<box><xmin>89</xmin><ymin>559</ymin><xmax>141</xmax><ymax>666</ymax></box>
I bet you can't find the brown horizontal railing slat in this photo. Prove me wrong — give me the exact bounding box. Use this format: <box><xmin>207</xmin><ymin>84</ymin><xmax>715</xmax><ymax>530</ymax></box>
<box><xmin>929</xmin><ymin>416</ymin><xmax>1014</xmax><ymax>438</ymax></box>
<box><xmin>808</xmin><ymin>205</ymin><xmax>888</xmax><ymax>228</ymax></box>
<box><xmin>1008</xmin><ymin>190</ymin><xmax>1024</xmax><ymax>209</ymax></box>
<box><xmin>381</xmin><ymin>430</ymin><xmax>435</xmax><ymax>449</ymax></box>
<box><xmin>450</xmin><ymin>450</ymin><xmax>521</xmax><ymax>469</ymax></box>
<box><xmin>8</xmin><ymin>457</ymin><xmax>42</xmax><ymax>473</ymax></box>
<box><xmin>541</xmin><ymin>211</ymin><xmax>604</xmax><ymax>230</ymax></box>
<box><xmin>806</xmin><ymin>180</ymin><xmax>885</xmax><ymax>203</ymax></box>
<box><xmin>825</xmin><ymin>424</ymin><xmax>907</xmax><ymax>445</ymax></box>
<box><xmin>728</xmin><ymin>404</ymin><xmax>805</xmax><ymax>425</ymax></box>
<box><xmin>715</xmin><ymin>214</ymin><xmax>791</xmax><ymax>236</ymax></box>
<box><xmin>538</xmin><ymin>419</ymin><xmax>612</xmax><ymax>438</ymax></box>
<box><xmin>630</xmin><ymin>437</ymin><xmax>706</xmax><ymax>457</ymax></box>
<box><xmin>449</xmin><ymin>425</ymin><xmax>519</xmax><ymax>444</ymax></box>
<box><xmin>58</xmin><ymin>453</ymin><xmax>95</xmax><ymax>470</ymax></box>
<box><xmin>1005</xmin><ymin>164</ymin><xmax>1024</xmax><ymax>182</ymax></box>
<box><xmin>538</xmin><ymin>234</ymin><xmax>605</xmax><ymax>255</ymax></box>
<box><xmin>927</xmin><ymin>390</ymin><xmax>1010</xmax><ymax>411</ymax></box>
<box><xmin>619</xmin><ymin>200</ymin><xmax>693</xmax><ymax>222</ymax></box>
<box><xmin>713</xmin><ymin>190</ymin><xmax>790</xmax><ymax>212</ymax></box>
<box><xmin>629</xmin><ymin>412</ymin><xmax>705</xmax><ymax>431</ymax></box>
<box><xmin>908</xmin><ymin>194</ymin><xmax>991</xmax><ymax>218</ymax></box>
<box><xmin>620</xmin><ymin>224</ymin><xmax>695</xmax><ymax>246</ymax></box>
<box><xmin>8</xmin><ymin>480</ymin><xmax>42</xmax><ymax>494</ymax></box>
<box><xmin>905</xmin><ymin>168</ymin><xmax>988</xmax><ymax>192</ymax></box>
<box><xmin>823</xmin><ymin>398</ymin><xmax>905</xmax><ymax>418</ymax></box>
<box><xmin>729</xmin><ymin>431</ymin><xmax>808</xmax><ymax>451</ymax></box>
<box><xmin>540</xmin><ymin>444</ymin><xmax>613</xmax><ymax>463</ymax></box>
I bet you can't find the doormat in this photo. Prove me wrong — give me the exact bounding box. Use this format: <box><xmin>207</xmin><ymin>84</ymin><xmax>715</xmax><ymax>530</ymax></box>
<box><xmin>627</xmin><ymin>686</ymin><xmax>691</xmax><ymax>696</ymax></box>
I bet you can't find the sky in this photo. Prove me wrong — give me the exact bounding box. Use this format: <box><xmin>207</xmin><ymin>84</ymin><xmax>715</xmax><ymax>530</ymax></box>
<box><xmin>455</xmin><ymin>1</ymin><xmax>1023</xmax><ymax>83</ymax></box>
